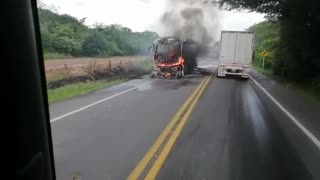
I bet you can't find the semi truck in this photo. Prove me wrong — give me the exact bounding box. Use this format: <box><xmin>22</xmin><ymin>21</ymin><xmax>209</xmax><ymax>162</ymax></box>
<box><xmin>151</xmin><ymin>36</ymin><xmax>198</xmax><ymax>78</ymax></box>
<box><xmin>217</xmin><ymin>31</ymin><xmax>255</xmax><ymax>78</ymax></box>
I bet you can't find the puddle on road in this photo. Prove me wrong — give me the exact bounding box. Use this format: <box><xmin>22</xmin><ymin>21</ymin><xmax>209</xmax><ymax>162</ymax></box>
<box><xmin>243</xmin><ymin>84</ymin><xmax>269</xmax><ymax>151</ymax></box>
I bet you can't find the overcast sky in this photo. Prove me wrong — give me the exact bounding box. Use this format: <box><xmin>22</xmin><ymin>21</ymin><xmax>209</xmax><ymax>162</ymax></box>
<box><xmin>41</xmin><ymin>0</ymin><xmax>265</xmax><ymax>34</ymax></box>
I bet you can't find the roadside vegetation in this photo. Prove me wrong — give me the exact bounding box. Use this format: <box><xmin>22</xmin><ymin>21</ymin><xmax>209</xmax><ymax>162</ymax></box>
<box><xmin>48</xmin><ymin>79</ymin><xmax>127</xmax><ymax>104</ymax></box>
<box><xmin>37</xmin><ymin>7</ymin><xmax>157</xmax><ymax>103</ymax></box>
<box><xmin>248</xmin><ymin>21</ymin><xmax>320</xmax><ymax>105</ymax></box>
<box><xmin>47</xmin><ymin>58</ymin><xmax>152</xmax><ymax>103</ymax></box>
<box><xmin>43</xmin><ymin>52</ymin><xmax>72</xmax><ymax>59</ymax></box>
<box><xmin>38</xmin><ymin>8</ymin><xmax>159</xmax><ymax>58</ymax></box>
<box><xmin>219</xmin><ymin>0</ymin><xmax>320</xmax><ymax>105</ymax></box>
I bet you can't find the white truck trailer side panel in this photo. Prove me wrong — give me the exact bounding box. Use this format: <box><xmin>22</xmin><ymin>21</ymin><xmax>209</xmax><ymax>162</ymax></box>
<box><xmin>218</xmin><ymin>31</ymin><xmax>254</xmax><ymax>78</ymax></box>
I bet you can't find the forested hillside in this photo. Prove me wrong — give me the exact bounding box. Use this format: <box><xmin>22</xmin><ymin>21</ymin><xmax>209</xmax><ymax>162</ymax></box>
<box><xmin>248</xmin><ymin>21</ymin><xmax>280</xmax><ymax>70</ymax></box>
<box><xmin>38</xmin><ymin>8</ymin><xmax>159</xmax><ymax>58</ymax></box>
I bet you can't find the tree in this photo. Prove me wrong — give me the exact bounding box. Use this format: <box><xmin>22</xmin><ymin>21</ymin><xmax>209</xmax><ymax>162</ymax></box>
<box><xmin>38</xmin><ymin>8</ymin><xmax>159</xmax><ymax>58</ymax></box>
<box><xmin>220</xmin><ymin>0</ymin><xmax>320</xmax><ymax>83</ymax></box>
<box><xmin>82</xmin><ymin>31</ymin><xmax>108</xmax><ymax>56</ymax></box>
<box><xmin>248</xmin><ymin>21</ymin><xmax>280</xmax><ymax>69</ymax></box>
<box><xmin>39</xmin><ymin>8</ymin><xmax>87</xmax><ymax>56</ymax></box>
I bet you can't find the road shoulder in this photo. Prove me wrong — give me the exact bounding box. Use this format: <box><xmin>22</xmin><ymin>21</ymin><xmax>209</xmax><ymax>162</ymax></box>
<box><xmin>250</xmin><ymin>70</ymin><xmax>320</xmax><ymax>179</ymax></box>
<box><xmin>250</xmin><ymin>70</ymin><xmax>320</xmax><ymax>140</ymax></box>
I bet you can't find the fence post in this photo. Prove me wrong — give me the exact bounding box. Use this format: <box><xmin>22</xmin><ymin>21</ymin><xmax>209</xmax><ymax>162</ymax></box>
<box><xmin>64</xmin><ymin>64</ymin><xmax>70</xmax><ymax>78</ymax></box>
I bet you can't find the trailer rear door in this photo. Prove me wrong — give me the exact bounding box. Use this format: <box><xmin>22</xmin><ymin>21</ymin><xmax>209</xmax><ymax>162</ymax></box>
<box><xmin>235</xmin><ymin>32</ymin><xmax>254</xmax><ymax>65</ymax></box>
<box><xmin>219</xmin><ymin>31</ymin><xmax>254</xmax><ymax>65</ymax></box>
<box><xmin>219</xmin><ymin>32</ymin><xmax>237</xmax><ymax>64</ymax></box>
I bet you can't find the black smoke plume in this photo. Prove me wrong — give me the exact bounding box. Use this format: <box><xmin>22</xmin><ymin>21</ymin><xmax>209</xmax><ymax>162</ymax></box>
<box><xmin>159</xmin><ymin>0</ymin><xmax>220</xmax><ymax>54</ymax></box>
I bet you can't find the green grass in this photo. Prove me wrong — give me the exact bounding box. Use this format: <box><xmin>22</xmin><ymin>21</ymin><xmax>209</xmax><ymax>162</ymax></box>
<box><xmin>291</xmin><ymin>83</ymin><xmax>320</xmax><ymax>106</ymax></box>
<box><xmin>253</xmin><ymin>64</ymin><xmax>273</xmax><ymax>77</ymax></box>
<box><xmin>44</xmin><ymin>52</ymin><xmax>72</xmax><ymax>60</ymax></box>
<box><xmin>253</xmin><ymin>65</ymin><xmax>320</xmax><ymax>106</ymax></box>
<box><xmin>140</xmin><ymin>58</ymin><xmax>153</xmax><ymax>72</ymax></box>
<box><xmin>46</xmin><ymin>74</ymin><xmax>68</xmax><ymax>83</ymax></box>
<box><xmin>48</xmin><ymin>78</ymin><xmax>127</xmax><ymax>104</ymax></box>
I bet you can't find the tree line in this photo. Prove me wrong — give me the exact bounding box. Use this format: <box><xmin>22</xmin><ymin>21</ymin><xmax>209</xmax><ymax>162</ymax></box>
<box><xmin>248</xmin><ymin>21</ymin><xmax>280</xmax><ymax>70</ymax></box>
<box><xmin>38</xmin><ymin>8</ymin><xmax>159</xmax><ymax>58</ymax></box>
<box><xmin>220</xmin><ymin>0</ymin><xmax>320</xmax><ymax>90</ymax></box>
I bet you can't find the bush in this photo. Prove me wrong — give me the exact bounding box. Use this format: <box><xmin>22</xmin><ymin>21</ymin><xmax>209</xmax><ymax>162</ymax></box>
<box><xmin>39</xmin><ymin>8</ymin><xmax>159</xmax><ymax>58</ymax></box>
<box><xmin>312</xmin><ymin>76</ymin><xmax>320</xmax><ymax>91</ymax></box>
<box><xmin>43</xmin><ymin>52</ymin><xmax>72</xmax><ymax>59</ymax></box>
<box><xmin>249</xmin><ymin>21</ymin><xmax>280</xmax><ymax>72</ymax></box>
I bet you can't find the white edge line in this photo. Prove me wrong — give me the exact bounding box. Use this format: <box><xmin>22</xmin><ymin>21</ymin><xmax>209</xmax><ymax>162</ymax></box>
<box><xmin>50</xmin><ymin>80</ymin><xmax>154</xmax><ymax>123</ymax></box>
<box><xmin>249</xmin><ymin>75</ymin><xmax>320</xmax><ymax>149</ymax></box>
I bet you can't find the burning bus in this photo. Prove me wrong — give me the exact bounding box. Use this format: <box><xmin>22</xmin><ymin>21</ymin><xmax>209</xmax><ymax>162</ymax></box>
<box><xmin>151</xmin><ymin>36</ymin><xmax>198</xmax><ymax>78</ymax></box>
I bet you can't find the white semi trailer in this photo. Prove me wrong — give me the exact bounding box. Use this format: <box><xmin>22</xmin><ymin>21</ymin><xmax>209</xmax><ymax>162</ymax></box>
<box><xmin>217</xmin><ymin>31</ymin><xmax>255</xmax><ymax>78</ymax></box>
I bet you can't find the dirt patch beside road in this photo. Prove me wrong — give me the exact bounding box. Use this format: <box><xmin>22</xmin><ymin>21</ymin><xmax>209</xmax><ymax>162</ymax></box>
<box><xmin>45</xmin><ymin>56</ymin><xmax>148</xmax><ymax>82</ymax></box>
<box><xmin>45</xmin><ymin>56</ymin><xmax>145</xmax><ymax>70</ymax></box>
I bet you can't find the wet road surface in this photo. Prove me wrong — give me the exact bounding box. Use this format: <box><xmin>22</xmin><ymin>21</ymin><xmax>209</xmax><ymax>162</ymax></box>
<box><xmin>157</xmin><ymin>76</ymin><xmax>317</xmax><ymax>180</ymax></box>
<box><xmin>50</xmin><ymin>57</ymin><xmax>320</xmax><ymax>180</ymax></box>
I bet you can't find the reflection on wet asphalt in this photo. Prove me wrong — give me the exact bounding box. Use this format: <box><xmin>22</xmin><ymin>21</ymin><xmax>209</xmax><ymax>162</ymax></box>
<box><xmin>50</xmin><ymin>56</ymin><xmax>319</xmax><ymax>180</ymax></box>
<box><xmin>157</xmin><ymin>78</ymin><xmax>313</xmax><ymax>180</ymax></box>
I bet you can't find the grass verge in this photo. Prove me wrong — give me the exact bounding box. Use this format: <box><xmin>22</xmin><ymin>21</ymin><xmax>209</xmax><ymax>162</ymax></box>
<box><xmin>48</xmin><ymin>78</ymin><xmax>127</xmax><ymax>104</ymax></box>
<box><xmin>253</xmin><ymin>65</ymin><xmax>320</xmax><ymax>106</ymax></box>
<box><xmin>253</xmin><ymin>65</ymin><xmax>273</xmax><ymax>77</ymax></box>
<box><xmin>290</xmin><ymin>83</ymin><xmax>320</xmax><ymax>106</ymax></box>
<box><xmin>46</xmin><ymin>74</ymin><xmax>68</xmax><ymax>83</ymax></box>
<box><xmin>44</xmin><ymin>52</ymin><xmax>72</xmax><ymax>60</ymax></box>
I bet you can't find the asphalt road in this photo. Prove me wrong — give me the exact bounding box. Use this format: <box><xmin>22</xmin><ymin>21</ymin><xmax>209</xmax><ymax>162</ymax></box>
<box><xmin>50</xmin><ymin>57</ymin><xmax>320</xmax><ymax>180</ymax></box>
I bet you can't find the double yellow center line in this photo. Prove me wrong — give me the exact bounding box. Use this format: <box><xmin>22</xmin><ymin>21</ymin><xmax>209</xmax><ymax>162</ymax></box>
<box><xmin>128</xmin><ymin>75</ymin><xmax>212</xmax><ymax>180</ymax></box>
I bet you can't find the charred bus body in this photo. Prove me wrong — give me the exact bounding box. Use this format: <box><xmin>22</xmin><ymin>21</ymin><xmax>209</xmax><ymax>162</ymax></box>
<box><xmin>152</xmin><ymin>36</ymin><xmax>198</xmax><ymax>78</ymax></box>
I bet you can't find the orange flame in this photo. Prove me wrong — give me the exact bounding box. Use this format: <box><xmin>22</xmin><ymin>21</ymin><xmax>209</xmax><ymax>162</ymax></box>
<box><xmin>156</xmin><ymin>57</ymin><xmax>185</xmax><ymax>67</ymax></box>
